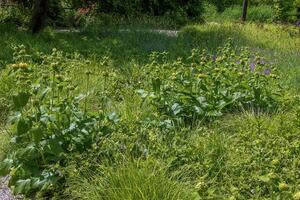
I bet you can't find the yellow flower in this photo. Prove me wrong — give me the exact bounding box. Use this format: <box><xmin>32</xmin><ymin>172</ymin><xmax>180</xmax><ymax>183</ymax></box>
<box><xmin>11</xmin><ymin>62</ymin><xmax>29</xmax><ymax>71</ymax></box>
<box><xmin>171</xmin><ymin>73</ymin><xmax>177</xmax><ymax>80</ymax></box>
<box><xmin>18</xmin><ymin>62</ymin><xmax>29</xmax><ymax>68</ymax></box>
<box><xmin>293</xmin><ymin>191</ymin><xmax>300</xmax><ymax>200</ymax></box>
<box><xmin>278</xmin><ymin>182</ymin><xmax>289</xmax><ymax>191</ymax></box>
<box><xmin>195</xmin><ymin>180</ymin><xmax>205</xmax><ymax>190</ymax></box>
<box><xmin>271</xmin><ymin>159</ymin><xmax>279</xmax><ymax>165</ymax></box>
<box><xmin>197</xmin><ymin>74</ymin><xmax>208</xmax><ymax>78</ymax></box>
<box><xmin>267</xmin><ymin>172</ymin><xmax>277</xmax><ymax>179</ymax></box>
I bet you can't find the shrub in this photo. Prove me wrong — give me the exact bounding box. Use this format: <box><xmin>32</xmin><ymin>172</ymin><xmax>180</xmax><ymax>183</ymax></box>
<box><xmin>138</xmin><ymin>40</ymin><xmax>282</xmax><ymax>126</ymax></box>
<box><xmin>0</xmin><ymin>48</ymin><xmax>117</xmax><ymax>197</ymax></box>
<box><xmin>0</xmin><ymin>5</ymin><xmax>30</xmax><ymax>26</ymax></box>
<box><xmin>274</xmin><ymin>0</ymin><xmax>295</xmax><ymax>22</ymax></box>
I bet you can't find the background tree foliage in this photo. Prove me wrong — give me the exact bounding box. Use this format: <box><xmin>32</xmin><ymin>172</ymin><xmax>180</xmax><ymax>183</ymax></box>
<box><xmin>3</xmin><ymin>0</ymin><xmax>300</xmax><ymax>33</ymax></box>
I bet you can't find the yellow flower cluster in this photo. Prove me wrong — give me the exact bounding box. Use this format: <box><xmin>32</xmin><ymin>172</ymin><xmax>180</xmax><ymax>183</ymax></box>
<box><xmin>11</xmin><ymin>62</ymin><xmax>29</xmax><ymax>69</ymax></box>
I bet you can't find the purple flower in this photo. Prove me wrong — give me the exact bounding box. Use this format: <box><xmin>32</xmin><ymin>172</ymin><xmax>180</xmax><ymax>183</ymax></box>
<box><xmin>211</xmin><ymin>55</ymin><xmax>217</xmax><ymax>62</ymax></box>
<box><xmin>236</xmin><ymin>60</ymin><xmax>241</xmax><ymax>65</ymax></box>
<box><xmin>250</xmin><ymin>62</ymin><xmax>256</xmax><ymax>71</ymax></box>
<box><xmin>264</xmin><ymin>68</ymin><xmax>271</xmax><ymax>75</ymax></box>
<box><xmin>295</xmin><ymin>20</ymin><xmax>300</xmax><ymax>26</ymax></box>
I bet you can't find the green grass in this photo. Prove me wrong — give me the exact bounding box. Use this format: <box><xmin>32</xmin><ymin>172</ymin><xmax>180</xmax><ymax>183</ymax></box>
<box><xmin>0</xmin><ymin>128</ymin><xmax>10</xmax><ymax>161</ymax></box>
<box><xmin>0</xmin><ymin>20</ymin><xmax>300</xmax><ymax>199</ymax></box>
<box><xmin>67</xmin><ymin>161</ymin><xmax>196</xmax><ymax>200</ymax></box>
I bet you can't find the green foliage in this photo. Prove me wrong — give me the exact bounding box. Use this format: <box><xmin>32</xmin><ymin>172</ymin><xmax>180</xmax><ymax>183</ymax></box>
<box><xmin>208</xmin><ymin>0</ymin><xmax>242</xmax><ymax>13</ymax></box>
<box><xmin>206</xmin><ymin>0</ymin><xmax>300</xmax><ymax>22</ymax></box>
<box><xmin>273</xmin><ymin>0</ymin><xmax>293</xmax><ymax>21</ymax></box>
<box><xmin>0</xmin><ymin>5</ymin><xmax>30</xmax><ymax>26</ymax></box>
<box><xmin>0</xmin><ymin>48</ymin><xmax>117</xmax><ymax>197</ymax></box>
<box><xmin>0</xmin><ymin>128</ymin><xmax>10</xmax><ymax>161</ymax></box>
<box><xmin>167</xmin><ymin>111</ymin><xmax>300</xmax><ymax>199</ymax></box>
<box><xmin>139</xmin><ymin>40</ymin><xmax>282</xmax><ymax>126</ymax></box>
<box><xmin>74</xmin><ymin>0</ymin><xmax>204</xmax><ymax>18</ymax></box>
<box><xmin>204</xmin><ymin>4</ymin><xmax>274</xmax><ymax>22</ymax></box>
<box><xmin>0</xmin><ymin>22</ymin><xmax>299</xmax><ymax>199</ymax></box>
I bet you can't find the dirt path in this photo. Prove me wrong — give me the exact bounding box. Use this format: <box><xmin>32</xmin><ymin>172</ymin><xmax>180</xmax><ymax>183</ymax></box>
<box><xmin>0</xmin><ymin>177</ymin><xmax>21</xmax><ymax>200</ymax></box>
<box><xmin>55</xmin><ymin>28</ymin><xmax>179</xmax><ymax>37</ymax></box>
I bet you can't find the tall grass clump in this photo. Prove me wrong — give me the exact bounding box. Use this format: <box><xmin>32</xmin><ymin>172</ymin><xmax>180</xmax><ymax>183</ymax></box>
<box><xmin>67</xmin><ymin>161</ymin><xmax>196</xmax><ymax>200</ymax></box>
<box><xmin>0</xmin><ymin>129</ymin><xmax>10</xmax><ymax>161</ymax></box>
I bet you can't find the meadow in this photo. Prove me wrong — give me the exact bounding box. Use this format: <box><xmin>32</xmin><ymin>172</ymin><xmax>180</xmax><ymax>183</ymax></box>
<box><xmin>0</xmin><ymin>12</ymin><xmax>300</xmax><ymax>199</ymax></box>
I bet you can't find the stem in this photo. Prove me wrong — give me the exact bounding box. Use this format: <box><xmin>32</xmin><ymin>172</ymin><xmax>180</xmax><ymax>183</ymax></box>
<box><xmin>51</xmin><ymin>71</ymin><xmax>55</xmax><ymax>109</ymax></box>
<box><xmin>85</xmin><ymin>73</ymin><xmax>90</xmax><ymax>113</ymax></box>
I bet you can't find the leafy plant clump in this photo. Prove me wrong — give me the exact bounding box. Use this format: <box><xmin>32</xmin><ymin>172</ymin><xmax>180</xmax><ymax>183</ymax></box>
<box><xmin>0</xmin><ymin>52</ymin><xmax>116</xmax><ymax>197</ymax></box>
<box><xmin>139</xmin><ymin>40</ymin><xmax>283</xmax><ymax>126</ymax></box>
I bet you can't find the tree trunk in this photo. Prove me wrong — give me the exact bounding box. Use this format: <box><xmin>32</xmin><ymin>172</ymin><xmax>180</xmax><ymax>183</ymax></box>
<box><xmin>241</xmin><ymin>0</ymin><xmax>248</xmax><ymax>22</ymax></box>
<box><xmin>31</xmin><ymin>0</ymin><xmax>49</xmax><ymax>34</ymax></box>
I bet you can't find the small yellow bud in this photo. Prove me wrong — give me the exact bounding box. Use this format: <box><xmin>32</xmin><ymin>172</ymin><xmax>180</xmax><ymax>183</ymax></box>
<box><xmin>278</xmin><ymin>182</ymin><xmax>289</xmax><ymax>191</ymax></box>
<box><xmin>197</xmin><ymin>74</ymin><xmax>208</xmax><ymax>78</ymax></box>
<box><xmin>293</xmin><ymin>191</ymin><xmax>300</xmax><ymax>200</ymax></box>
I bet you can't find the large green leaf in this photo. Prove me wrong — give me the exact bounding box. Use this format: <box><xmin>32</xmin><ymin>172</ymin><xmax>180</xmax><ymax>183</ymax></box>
<box><xmin>152</xmin><ymin>78</ymin><xmax>161</xmax><ymax>93</ymax></box>
<box><xmin>14</xmin><ymin>179</ymin><xmax>32</xmax><ymax>194</ymax></box>
<box><xmin>17</xmin><ymin>118</ymin><xmax>30</xmax><ymax>135</ymax></box>
<box><xmin>0</xmin><ymin>158</ymin><xmax>13</xmax><ymax>176</ymax></box>
<box><xmin>45</xmin><ymin>139</ymin><xmax>65</xmax><ymax>156</ymax></box>
<box><xmin>12</xmin><ymin>92</ymin><xmax>30</xmax><ymax>110</ymax></box>
<box><xmin>31</xmin><ymin>127</ymin><xmax>43</xmax><ymax>144</ymax></box>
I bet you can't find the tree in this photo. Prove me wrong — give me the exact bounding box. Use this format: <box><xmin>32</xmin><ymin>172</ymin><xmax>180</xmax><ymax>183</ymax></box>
<box><xmin>241</xmin><ymin>0</ymin><xmax>248</xmax><ymax>21</ymax></box>
<box><xmin>30</xmin><ymin>0</ymin><xmax>49</xmax><ymax>34</ymax></box>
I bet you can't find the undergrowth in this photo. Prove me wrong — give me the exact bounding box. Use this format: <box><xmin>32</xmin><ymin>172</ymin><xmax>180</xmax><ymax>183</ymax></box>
<box><xmin>0</xmin><ymin>21</ymin><xmax>299</xmax><ymax>199</ymax></box>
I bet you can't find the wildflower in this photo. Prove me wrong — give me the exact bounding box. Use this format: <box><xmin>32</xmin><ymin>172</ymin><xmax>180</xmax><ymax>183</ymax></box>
<box><xmin>197</xmin><ymin>74</ymin><xmax>208</xmax><ymax>78</ymax></box>
<box><xmin>293</xmin><ymin>191</ymin><xmax>300</xmax><ymax>200</ymax></box>
<box><xmin>195</xmin><ymin>180</ymin><xmax>205</xmax><ymax>190</ymax></box>
<box><xmin>271</xmin><ymin>159</ymin><xmax>279</xmax><ymax>165</ymax></box>
<box><xmin>250</xmin><ymin>62</ymin><xmax>256</xmax><ymax>71</ymax></box>
<box><xmin>267</xmin><ymin>172</ymin><xmax>276</xmax><ymax>179</ymax></box>
<box><xmin>12</xmin><ymin>62</ymin><xmax>29</xmax><ymax>69</ymax></box>
<box><xmin>264</xmin><ymin>68</ymin><xmax>271</xmax><ymax>75</ymax></box>
<box><xmin>11</xmin><ymin>64</ymin><xmax>18</xmax><ymax>69</ymax></box>
<box><xmin>171</xmin><ymin>72</ymin><xmax>177</xmax><ymax>80</ymax></box>
<box><xmin>278</xmin><ymin>182</ymin><xmax>289</xmax><ymax>191</ymax></box>
<box><xmin>236</xmin><ymin>60</ymin><xmax>241</xmax><ymax>65</ymax></box>
<box><xmin>18</xmin><ymin>62</ymin><xmax>29</xmax><ymax>68</ymax></box>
